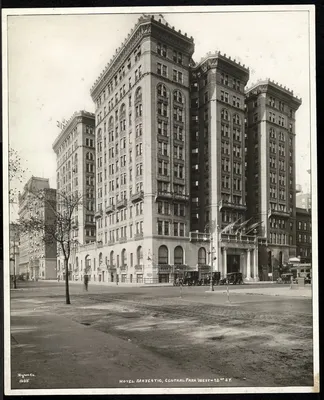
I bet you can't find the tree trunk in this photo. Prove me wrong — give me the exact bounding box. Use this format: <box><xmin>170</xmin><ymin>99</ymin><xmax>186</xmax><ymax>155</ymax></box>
<box><xmin>64</xmin><ymin>258</ymin><xmax>71</xmax><ymax>304</ymax></box>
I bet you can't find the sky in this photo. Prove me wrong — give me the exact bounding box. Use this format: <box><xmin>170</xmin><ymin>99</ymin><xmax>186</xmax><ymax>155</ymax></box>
<box><xmin>5</xmin><ymin>6</ymin><xmax>314</xmax><ymax>217</ymax></box>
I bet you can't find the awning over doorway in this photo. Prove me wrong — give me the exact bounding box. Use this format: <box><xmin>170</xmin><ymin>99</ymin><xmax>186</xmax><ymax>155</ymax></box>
<box><xmin>288</xmin><ymin>257</ymin><xmax>300</xmax><ymax>263</ymax></box>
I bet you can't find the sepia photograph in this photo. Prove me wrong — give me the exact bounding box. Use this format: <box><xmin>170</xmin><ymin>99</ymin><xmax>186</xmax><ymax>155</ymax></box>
<box><xmin>2</xmin><ymin>5</ymin><xmax>318</xmax><ymax>395</ymax></box>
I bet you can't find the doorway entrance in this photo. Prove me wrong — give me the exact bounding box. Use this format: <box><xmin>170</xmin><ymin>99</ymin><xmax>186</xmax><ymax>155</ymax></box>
<box><xmin>227</xmin><ymin>254</ymin><xmax>240</xmax><ymax>273</ymax></box>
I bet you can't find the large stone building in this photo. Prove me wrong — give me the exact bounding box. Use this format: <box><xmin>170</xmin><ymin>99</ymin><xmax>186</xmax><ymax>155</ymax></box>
<box><xmin>18</xmin><ymin>177</ymin><xmax>57</xmax><ymax>280</ymax></box>
<box><xmin>88</xmin><ymin>14</ymin><xmax>206</xmax><ymax>284</ymax></box>
<box><xmin>52</xmin><ymin>111</ymin><xmax>96</xmax><ymax>281</ymax></box>
<box><xmin>296</xmin><ymin>207</ymin><xmax>312</xmax><ymax>263</ymax></box>
<box><xmin>245</xmin><ymin>80</ymin><xmax>302</xmax><ymax>279</ymax></box>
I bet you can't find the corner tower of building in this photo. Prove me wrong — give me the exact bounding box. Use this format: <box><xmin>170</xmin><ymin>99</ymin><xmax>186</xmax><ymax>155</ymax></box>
<box><xmin>190</xmin><ymin>52</ymin><xmax>250</xmax><ymax>274</ymax></box>
<box><xmin>245</xmin><ymin>79</ymin><xmax>302</xmax><ymax>269</ymax></box>
<box><xmin>90</xmin><ymin>15</ymin><xmax>195</xmax><ymax>283</ymax></box>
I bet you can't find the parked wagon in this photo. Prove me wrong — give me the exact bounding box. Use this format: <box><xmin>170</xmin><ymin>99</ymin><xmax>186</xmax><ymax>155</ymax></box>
<box><xmin>219</xmin><ymin>272</ymin><xmax>244</xmax><ymax>285</ymax></box>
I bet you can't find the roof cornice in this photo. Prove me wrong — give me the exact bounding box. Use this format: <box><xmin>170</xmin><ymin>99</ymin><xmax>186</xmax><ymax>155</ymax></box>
<box><xmin>90</xmin><ymin>15</ymin><xmax>194</xmax><ymax>101</ymax></box>
<box><xmin>52</xmin><ymin>110</ymin><xmax>95</xmax><ymax>151</ymax></box>
<box><xmin>245</xmin><ymin>79</ymin><xmax>302</xmax><ymax>108</ymax></box>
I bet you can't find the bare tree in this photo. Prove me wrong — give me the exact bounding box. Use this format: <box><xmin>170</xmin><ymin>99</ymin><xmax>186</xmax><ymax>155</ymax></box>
<box><xmin>19</xmin><ymin>188</ymin><xmax>83</xmax><ymax>304</ymax></box>
<box><xmin>9</xmin><ymin>147</ymin><xmax>27</xmax><ymax>204</ymax></box>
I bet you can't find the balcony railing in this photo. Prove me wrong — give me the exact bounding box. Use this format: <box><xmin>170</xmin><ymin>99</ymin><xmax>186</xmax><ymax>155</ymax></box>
<box><xmin>135</xmin><ymin>264</ymin><xmax>143</xmax><ymax>271</ymax></box>
<box><xmin>108</xmin><ymin>240</ymin><xmax>115</xmax><ymax>246</ymax></box>
<box><xmin>95</xmin><ymin>210</ymin><xmax>103</xmax><ymax>219</ymax></box>
<box><xmin>120</xmin><ymin>265</ymin><xmax>127</xmax><ymax>271</ymax></box>
<box><xmin>156</xmin><ymin>191</ymin><xmax>173</xmax><ymax>201</ymax></box>
<box><xmin>119</xmin><ymin>237</ymin><xmax>127</xmax><ymax>244</ymax></box>
<box><xmin>271</xmin><ymin>209</ymin><xmax>290</xmax><ymax>218</ymax></box>
<box><xmin>131</xmin><ymin>191</ymin><xmax>144</xmax><ymax>203</ymax></box>
<box><xmin>134</xmin><ymin>232</ymin><xmax>143</xmax><ymax>240</ymax></box>
<box><xmin>173</xmin><ymin>193</ymin><xmax>189</xmax><ymax>202</ymax></box>
<box><xmin>221</xmin><ymin>233</ymin><xmax>256</xmax><ymax>244</ymax></box>
<box><xmin>220</xmin><ymin>200</ymin><xmax>247</xmax><ymax>211</ymax></box>
<box><xmin>116</xmin><ymin>198</ymin><xmax>127</xmax><ymax>209</ymax></box>
<box><xmin>97</xmin><ymin>241</ymin><xmax>103</xmax><ymax>248</ymax></box>
<box><xmin>72</xmin><ymin>221</ymin><xmax>78</xmax><ymax>229</ymax></box>
<box><xmin>106</xmin><ymin>264</ymin><xmax>116</xmax><ymax>271</ymax></box>
<box><xmin>105</xmin><ymin>205</ymin><xmax>115</xmax><ymax>214</ymax></box>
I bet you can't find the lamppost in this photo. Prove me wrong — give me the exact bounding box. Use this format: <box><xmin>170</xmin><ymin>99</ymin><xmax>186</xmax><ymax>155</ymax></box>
<box><xmin>203</xmin><ymin>226</ymin><xmax>216</xmax><ymax>292</ymax></box>
<box><xmin>10</xmin><ymin>241</ymin><xmax>17</xmax><ymax>289</ymax></box>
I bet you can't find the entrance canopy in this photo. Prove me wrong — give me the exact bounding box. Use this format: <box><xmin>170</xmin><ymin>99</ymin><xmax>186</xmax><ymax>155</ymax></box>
<box><xmin>288</xmin><ymin>257</ymin><xmax>300</xmax><ymax>263</ymax></box>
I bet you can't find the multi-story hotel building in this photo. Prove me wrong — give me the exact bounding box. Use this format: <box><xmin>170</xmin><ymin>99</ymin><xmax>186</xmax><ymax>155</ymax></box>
<box><xmin>61</xmin><ymin>15</ymin><xmax>303</xmax><ymax>284</ymax></box>
<box><xmin>18</xmin><ymin>177</ymin><xmax>57</xmax><ymax>280</ymax></box>
<box><xmin>52</xmin><ymin>111</ymin><xmax>96</xmax><ymax>280</ymax></box>
<box><xmin>245</xmin><ymin>80</ymin><xmax>302</xmax><ymax>279</ymax></box>
<box><xmin>189</xmin><ymin>52</ymin><xmax>263</xmax><ymax>280</ymax></box>
<box><xmin>89</xmin><ymin>15</ymin><xmax>218</xmax><ymax>284</ymax></box>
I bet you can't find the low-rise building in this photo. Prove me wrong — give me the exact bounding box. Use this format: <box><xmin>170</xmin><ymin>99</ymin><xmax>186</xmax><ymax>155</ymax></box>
<box><xmin>18</xmin><ymin>177</ymin><xmax>57</xmax><ymax>280</ymax></box>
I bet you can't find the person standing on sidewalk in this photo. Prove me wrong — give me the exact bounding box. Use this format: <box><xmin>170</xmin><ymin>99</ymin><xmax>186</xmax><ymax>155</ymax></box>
<box><xmin>84</xmin><ymin>275</ymin><xmax>89</xmax><ymax>291</ymax></box>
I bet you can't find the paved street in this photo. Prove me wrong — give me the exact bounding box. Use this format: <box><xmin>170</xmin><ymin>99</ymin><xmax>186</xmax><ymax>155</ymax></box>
<box><xmin>9</xmin><ymin>281</ymin><xmax>313</xmax><ymax>390</ymax></box>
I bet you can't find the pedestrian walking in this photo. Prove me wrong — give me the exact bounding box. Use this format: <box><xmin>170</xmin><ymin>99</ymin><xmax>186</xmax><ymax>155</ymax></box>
<box><xmin>84</xmin><ymin>274</ymin><xmax>89</xmax><ymax>291</ymax></box>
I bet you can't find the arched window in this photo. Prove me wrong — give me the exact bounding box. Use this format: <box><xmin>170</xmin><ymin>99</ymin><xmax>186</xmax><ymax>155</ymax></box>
<box><xmin>233</xmin><ymin>114</ymin><xmax>241</xmax><ymax>125</ymax></box>
<box><xmin>121</xmin><ymin>248</ymin><xmax>127</xmax><ymax>266</ymax></box>
<box><xmin>108</xmin><ymin>116</ymin><xmax>114</xmax><ymax>128</ymax></box>
<box><xmin>158</xmin><ymin>245</ymin><xmax>168</xmax><ymax>265</ymax></box>
<box><xmin>75</xmin><ymin>153</ymin><xmax>78</xmax><ymax>162</ymax></box>
<box><xmin>120</xmin><ymin>103</ymin><xmax>126</xmax><ymax>118</ymax></box>
<box><xmin>85</xmin><ymin>255</ymin><xmax>91</xmax><ymax>273</ymax></box>
<box><xmin>279</xmin><ymin>251</ymin><xmax>283</xmax><ymax>266</ymax></box>
<box><xmin>105</xmin><ymin>256</ymin><xmax>108</xmax><ymax>266</ymax></box>
<box><xmin>221</xmin><ymin>109</ymin><xmax>230</xmax><ymax>121</ymax></box>
<box><xmin>174</xmin><ymin>246</ymin><xmax>184</xmax><ymax>265</ymax></box>
<box><xmin>135</xmin><ymin>86</ymin><xmax>142</xmax><ymax>102</ymax></box>
<box><xmin>98</xmin><ymin>252</ymin><xmax>103</xmax><ymax>265</ymax></box>
<box><xmin>173</xmin><ymin>90</ymin><xmax>183</xmax><ymax>103</ymax></box>
<box><xmin>76</xmin><ymin>257</ymin><xmax>79</xmax><ymax>269</ymax></box>
<box><xmin>97</xmin><ymin>128</ymin><xmax>102</xmax><ymax>141</ymax></box>
<box><xmin>137</xmin><ymin>246</ymin><xmax>143</xmax><ymax>265</ymax></box>
<box><xmin>198</xmin><ymin>247</ymin><xmax>207</xmax><ymax>265</ymax></box>
<box><xmin>110</xmin><ymin>250</ymin><xmax>114</xmax><ymax>266</ymax></box>
<box><xmin>157</xmin><ymin>83</ymin><xmax>167</xmax><ymax>98</ymax></box>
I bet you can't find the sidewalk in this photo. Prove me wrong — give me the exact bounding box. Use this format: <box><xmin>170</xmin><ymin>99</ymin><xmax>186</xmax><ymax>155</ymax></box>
<box><xmin>207</xmin><ymin>286</ymin><xmax>312</xmax><ymax>298</ymax></box>
<box><xmin>42</xmin><ymin>279</ymin><xmax>174</xmax><ymax>288</ymax></box>
<box><xmin>11</xmin><ymin>299</ymin><xmax>246</xmax><ymax>390</ymax></box>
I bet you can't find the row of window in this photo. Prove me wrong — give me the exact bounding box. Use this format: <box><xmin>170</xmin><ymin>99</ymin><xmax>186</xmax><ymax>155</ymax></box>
<box><xmin>157</xmin><ymin>62</ymin><xmax>184</xmax><ymax>83</ymax></box>
<box><xmin>157</xmin><ymin>42</ymin><xmax>183</xmax><ymax>65</ymax></box>
<box><xmin>157</xmin><ymin>220</ymin><xmax>185</xmax><ymax>236</ymax></box>
<box><xmin>297</xmin><ymin>221</ymin><xmax>311</xmax><ymax>231</ymax></box>
<box><xmin>221</xmin><ymin>159</ymin><xmax>242</xmax><ymax>174</ymax></box>
<box><xmin>220</xmin><ymin>91</ymin><xmax>242</xmax><ymax>108</ymax></box>
<box><xmin>221</xmin><ymin>176</ymin><xmax>242</xmax><ymax>190</ymax></box>
<box><xmin>220</xmin><ymin>73</ymin><xmax>241</xmax><ymax>92</ymax></box>
<box><xmin>221</xmin><ymin>124</ymin><xmax>242</xmax><ymax>141</ymax></box>
<box><xmin>269</xmin><ymin>218</ymin><xmax>286</xmax><ymax>230</ymax></box>
<box><xmin>96</xmin><ymin>45</ymin><xmax>142</xmax><ymax>109</ymax></box>
<box><xmin>220</xmin><ymin>109</ymin><xmax>242</xmax><ymax>124</ymax></box>
<box><xmin>269</xmin><ymin>232</ymin><xmax>287</xmax><ymax>245</ymax></box>
<box><xmin>297</xmin><ymin>234</ymin><xmax>312</xmax><ymax>244</ymax></box>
